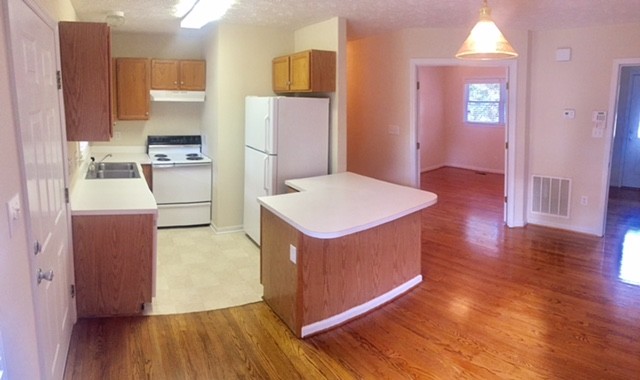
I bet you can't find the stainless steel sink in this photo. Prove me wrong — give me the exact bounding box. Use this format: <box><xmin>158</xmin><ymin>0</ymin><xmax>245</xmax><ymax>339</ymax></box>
<box><xmin>86</xmin><ymin>162</ymin><xmax>140</xmax><ymax>179</ymax></box>
<box><xmin>97</xmin><ymin>162</ymin><xmax>137</xmax><ymax>171</ymax></box>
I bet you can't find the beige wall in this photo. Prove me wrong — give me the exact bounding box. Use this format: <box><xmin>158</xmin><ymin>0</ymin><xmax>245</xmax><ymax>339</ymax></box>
<box><xmin>91</xmin><ymin>31</ymin><xmax>205</xmax><ymax>148</ymax></box>
<box><xmin>528</xmin><ymin>23</ymin><xmax>640</xmax><ymax>234</ymax></box>
<box><xmin>202</xmin><ymin>24</ymin><xmax>293</xmax><ymax>231</ymax></box>
<box><xmin>294</xmin><ymin>17</ymin><xmax>348</xmax><ymax>173</ymax></box>
<box><xmin>1</xmin><ymin>0</ymin><xmax>75</xmax><ymax>378</ymax></box>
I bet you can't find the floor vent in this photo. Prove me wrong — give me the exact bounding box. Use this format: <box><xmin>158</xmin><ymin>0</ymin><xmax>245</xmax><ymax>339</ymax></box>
<box><xmin>531</xmin><ymin>175</ymin><xmax>571</xmax><ymax>217</ymax></box>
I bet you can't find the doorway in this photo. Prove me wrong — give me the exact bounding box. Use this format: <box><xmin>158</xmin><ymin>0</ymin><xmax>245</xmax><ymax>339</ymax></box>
<box><xmin>602</xmin><ymin>59</ymin><xmax>640</xmax><ymax>235</ymax></box>
<box><xmin>410</xmin><ymin>59</ymin><xmax>520</xmax><ymax>227</ymax></box>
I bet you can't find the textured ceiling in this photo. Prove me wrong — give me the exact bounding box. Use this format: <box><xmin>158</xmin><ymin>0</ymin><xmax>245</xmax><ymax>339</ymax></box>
<box><xmin>70</xmin><ymin>0</ymin><xmax>640</xmax><ymax>39</ymax></box>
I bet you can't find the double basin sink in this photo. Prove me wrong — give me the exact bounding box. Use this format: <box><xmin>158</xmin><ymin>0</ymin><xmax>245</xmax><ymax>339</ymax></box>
<box><xmin>85</xmin><ymin>162</ymin><xmax>141</xmax><ymax>179</ymax></box>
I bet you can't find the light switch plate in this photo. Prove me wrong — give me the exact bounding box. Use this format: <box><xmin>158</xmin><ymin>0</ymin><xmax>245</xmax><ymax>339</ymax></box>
<box><xmin>6</xmin><ymin>193</ymin><xmax>21</xmax><ymax>239</ymax></box>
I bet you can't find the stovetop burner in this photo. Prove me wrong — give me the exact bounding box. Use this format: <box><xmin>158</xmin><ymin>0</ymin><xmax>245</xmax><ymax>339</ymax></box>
<box><xmin>155</xmin><ymin>154</ymin><xmax>168</xmax><ymax>158</ymax></box>
<box><xmin>157</xmin><ymin>157</ymin><xmax>171</xmax><ymax>162</ymax></box>
<box><xmin>186</xmin><ymin>153</ymin><xmax>199</xmax><ymax>157</ymax></box>
<box><xmin>187</xmin><ymin>156</ymin><xmax>203</xmax><ymax>161</ymax></box>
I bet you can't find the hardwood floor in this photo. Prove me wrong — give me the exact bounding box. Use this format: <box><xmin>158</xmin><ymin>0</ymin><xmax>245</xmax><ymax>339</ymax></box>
<box><xmin>63</xmin><ymin>167</ymin><xmax>640</xmax><ymax>379</ymax></box>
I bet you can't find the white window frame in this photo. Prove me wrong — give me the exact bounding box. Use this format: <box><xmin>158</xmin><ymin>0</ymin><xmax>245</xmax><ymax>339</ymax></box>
<box><xmin>464</xmin><ymin>78</ymin><xmax>507</xmax><ymax>126</ymax></box>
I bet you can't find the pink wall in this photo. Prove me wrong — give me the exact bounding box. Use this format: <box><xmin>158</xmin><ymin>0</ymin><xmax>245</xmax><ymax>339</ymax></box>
<box><xmin>419</xmin><ymin>65</ymin><xmax>507</xmax><ymax>174</ymax></box>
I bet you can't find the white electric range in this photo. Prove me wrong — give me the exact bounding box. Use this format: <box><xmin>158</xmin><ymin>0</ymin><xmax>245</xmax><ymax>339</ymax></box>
<box><xmin>147</xmin><ymin>135</ymin><xmax>212</xmax><ymax>227</ymax></box>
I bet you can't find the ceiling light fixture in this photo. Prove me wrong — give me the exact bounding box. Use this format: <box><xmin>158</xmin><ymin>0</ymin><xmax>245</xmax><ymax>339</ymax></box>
<box><xmin>180</xmin><ymin>0</ymin><xmax>235</xmax><ymax>29</ymax></box>
<box><xmin>105</xmin><ymin>10</ymin><xmax>125</xmax><ymax>27</ymax></box>
<box><xmin>455</xmin><ymin>0</ymin><xmax>517</xmax><ymax>60</ymax></box>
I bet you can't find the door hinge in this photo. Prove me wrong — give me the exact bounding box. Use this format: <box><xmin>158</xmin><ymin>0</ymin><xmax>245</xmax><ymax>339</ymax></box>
<box><xmin>417</xmin><ymin>81</ymin><xmax>420</xmax><ymax>90</ymax></box>
<box><xmin>506</xmin><ymin>81</ymin><xmax>509</xmax><ymax>90</ymax></box>
<box><xmin>70</xmin><ymin>284</ymin><xmax>75</xmax><ymax>298</ymax></box>
<box><xmin>64</xmin><ymin>187</ymin><xmax>69</xmax><ymax>203</ymax></box>
<box><xmin>505</xmin><ymin>142</ymin><xmax>508</xmax><ymax>150</ymax></box>
<box><xmin>417</xmin><ymin>142</ymin><xmax>421</xmax><ymax>150</ymax></box>
<box><xmin>504</xmin><ymin>196</ymin><xmax>508</xmax><ymax>203</ymax></box>
<box><xmin>56</xmin><ymin>70</ymin><xmax>62</xmax><ymax>90</ymax></box>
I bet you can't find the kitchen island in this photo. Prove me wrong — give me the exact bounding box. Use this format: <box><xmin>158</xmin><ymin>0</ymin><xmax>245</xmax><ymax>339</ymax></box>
<box><xmin>70</xmin><ymin>151</ymin><xmax>157</xmax><ymax>317</ymax></box>
<box><xmin>258</xmin><ymin>172</ymin><xmax>437</xmax><ymax>338</ymax></box>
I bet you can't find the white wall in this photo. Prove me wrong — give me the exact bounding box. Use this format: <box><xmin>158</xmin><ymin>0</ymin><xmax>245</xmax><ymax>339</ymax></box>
<box><xmin>1</xmin><ymin>1</ymin><xmax>76</xmax><ymax>378</ymax></box>
<box><xmin>528</xmin><ymin>23</ymin><xmax>640</xmax><ymax>235</ymax></box>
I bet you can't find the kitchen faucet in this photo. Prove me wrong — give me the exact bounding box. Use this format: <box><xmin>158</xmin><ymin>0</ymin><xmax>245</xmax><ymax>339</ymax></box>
<box><xmin>88</xmin><ymin>154</ymin><xmax>112</xmax><ymax>172</ymax></box>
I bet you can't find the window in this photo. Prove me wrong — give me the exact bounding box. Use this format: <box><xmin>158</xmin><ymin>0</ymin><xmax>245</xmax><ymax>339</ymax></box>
<box><xmin>464</xmin><ymin>80</ymin><xmax>506</xmax><ymax>125</ymax></box>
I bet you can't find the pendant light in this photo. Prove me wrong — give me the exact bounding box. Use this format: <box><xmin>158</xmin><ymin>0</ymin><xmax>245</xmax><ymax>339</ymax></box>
<box><xmin>456</xmin><ymin>0</ymin><xmax>518</xmax><ymax>60</ymax></box>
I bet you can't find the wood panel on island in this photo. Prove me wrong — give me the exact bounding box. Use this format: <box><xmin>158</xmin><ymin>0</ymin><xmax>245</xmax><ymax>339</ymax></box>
<box><xmin>258</xmin><ymin>173</ymin><xmax>437</xmax><ymax>338</ymax></box>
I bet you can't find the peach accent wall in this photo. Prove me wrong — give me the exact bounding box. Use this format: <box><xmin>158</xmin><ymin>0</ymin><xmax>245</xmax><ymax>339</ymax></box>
<box><xmin>347</xmin><ymin>27</ymin><xmax>530</xmax><ymax>227</ymax></box>
<box><xmin>418</xmin><ymin>66</ymin><xmax>446</xmax><ymax>171</ymax></box>
<box><xmin>528</xmin><ymin>23</ymin><xmax>640</xmax><ymax>234</ymax></box>
<box><xmin>419</xmin><ymin>66</ymin><xmax>506</xmax><ymax>173</ymax></box>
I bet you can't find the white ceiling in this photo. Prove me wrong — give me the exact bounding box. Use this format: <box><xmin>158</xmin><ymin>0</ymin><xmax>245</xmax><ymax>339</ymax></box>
<box><xmin>70</xmin><ymin>0</ymin><xmax>640</xmax><ymax>39</ymax></box>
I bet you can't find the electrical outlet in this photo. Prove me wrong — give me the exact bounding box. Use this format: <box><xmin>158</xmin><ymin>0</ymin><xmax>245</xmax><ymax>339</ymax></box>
<box><xmin>580</xmin><ymin>196</ymin><xmax>588</xmax><ymax>206</ymax></box>
<box><xmin>592</xmin><ymin>127</ymin><xmax>604</xmax><ymax>138</ymax></box>
<box><xmin>289</xmin><ymin>244</ymin><xmax>297</xmax><ymax>264</ymax></box>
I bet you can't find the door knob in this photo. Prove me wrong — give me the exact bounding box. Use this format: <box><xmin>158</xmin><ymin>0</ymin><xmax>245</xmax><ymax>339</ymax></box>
<box><xmin>37</xmin><ymin>268</ymin><xmax>54</xmax><ymax>284</ymax></box>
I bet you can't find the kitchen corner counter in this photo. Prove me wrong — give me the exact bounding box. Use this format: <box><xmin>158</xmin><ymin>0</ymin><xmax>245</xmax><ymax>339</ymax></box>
<box><xmin>258</xmin><ymin>172</ymin><xmax>437</xmax><ymax>239</ymax></box>
<box><xmin>70</xmin><ymin>153</ymin><xmax>157</xmax><ymax>216</ymax></box>
<box><xmin>258</xmin><ymin>172</ymin><xmax>438</xmax><ymax>338</ymax></box>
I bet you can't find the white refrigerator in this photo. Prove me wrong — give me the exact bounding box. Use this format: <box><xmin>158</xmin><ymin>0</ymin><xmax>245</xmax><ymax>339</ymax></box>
<box><xmin>243</xmin><ymin>96</ymin><xmax>330</xmax><ymax>244</ymax></box>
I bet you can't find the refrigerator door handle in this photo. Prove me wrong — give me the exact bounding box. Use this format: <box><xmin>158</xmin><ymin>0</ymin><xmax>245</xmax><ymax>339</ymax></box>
<box><xmin>264</xmin><ymin>115</ymin><xmax>271</xmax><ymax>154</ymax></box>
<box><xmin>263</xmin><ymin>155</ymin><xmax>270</xmax><ymax>193</ymax></box>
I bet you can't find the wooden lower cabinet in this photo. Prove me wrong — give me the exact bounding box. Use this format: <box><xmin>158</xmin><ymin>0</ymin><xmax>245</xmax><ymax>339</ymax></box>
<box><xmin>72</xmin><ymin>213</ymin><xmax>155</xmax><ymax>317</ymax></box>
<box><xmin>261</xmin><ymin>207</ymin><xmax>421</xmax><ymax>338</ymax></box>
<box><xmin>141</xmin><ymin>163</ymin><xmax>153</xmax><ymax>191</ymax></box>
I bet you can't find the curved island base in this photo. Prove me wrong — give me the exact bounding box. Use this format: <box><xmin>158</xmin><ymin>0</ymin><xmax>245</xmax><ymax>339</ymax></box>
<box><xmin>258</xmin><ymin>173</ymin><xmax>437</xmax><ymax>338</ymax></box>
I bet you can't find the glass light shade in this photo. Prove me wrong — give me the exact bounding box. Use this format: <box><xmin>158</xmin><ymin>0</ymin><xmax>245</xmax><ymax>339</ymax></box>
<box><xmin>456</xmin><ymin>2</ymin><xmax>518</xmax><ymax>60</ymax></box>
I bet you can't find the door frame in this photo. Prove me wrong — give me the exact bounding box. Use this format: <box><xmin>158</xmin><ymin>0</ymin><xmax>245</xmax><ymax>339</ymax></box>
<box><xmin>409</xmin><ymin>58</ymin><xmax>522</xmax><ymax>227</ymax></box>
<box><xmin>600</xmin><ymin>58</ymin><xmax>640</xmax><ymax>235</ymax></box>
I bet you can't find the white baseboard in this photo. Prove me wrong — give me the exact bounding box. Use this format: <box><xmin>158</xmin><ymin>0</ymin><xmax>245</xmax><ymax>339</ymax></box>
<box><xmin>210</xmin><ymin>223</ymin><xmax>244</xmax><ymax>234</ymax></box>
<box><xmin>421</xmin><ymin>163</ymin><xmax>504</xmax><ymax>175</ymax></box>
<box><xmin>300</xmin><ymin>275</ymin><xmax>423</xmax><ymax>338</ymax></box>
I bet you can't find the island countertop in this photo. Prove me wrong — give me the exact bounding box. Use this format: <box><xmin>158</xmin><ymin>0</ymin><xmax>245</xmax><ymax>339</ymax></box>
<box><xmin>70</xmin><ymin>152</ymin><xmax>157</xmax><ymax>216</ymax></box>
<box><xmin>257</xmin><ymin>172</ymin><xmax>438</xmax><ymax>239</ymax></box>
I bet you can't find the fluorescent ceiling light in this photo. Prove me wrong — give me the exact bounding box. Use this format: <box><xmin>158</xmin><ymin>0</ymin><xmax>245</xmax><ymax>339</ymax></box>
<box><xmin>180</xmin><ymin>0</ymin><xmax>234</xmax><ymax>29</ymax></box>
<box><xmin>174</xmin><ymin>0</ymin><xmax>198</xmax><ymax>18</ymax></box>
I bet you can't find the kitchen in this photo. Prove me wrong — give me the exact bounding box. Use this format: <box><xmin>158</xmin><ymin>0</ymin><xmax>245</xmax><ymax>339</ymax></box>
<box><xmin>4</xmin><ymin>0</ymin><xmax>640</xmax><ymax>378</ymax></box>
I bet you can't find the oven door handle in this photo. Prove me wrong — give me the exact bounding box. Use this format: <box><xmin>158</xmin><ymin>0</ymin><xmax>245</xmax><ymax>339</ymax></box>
<box><xmin>153</xmin><ymin>163</ymin><xmax>211</xmax><ymax>168</ymax></box>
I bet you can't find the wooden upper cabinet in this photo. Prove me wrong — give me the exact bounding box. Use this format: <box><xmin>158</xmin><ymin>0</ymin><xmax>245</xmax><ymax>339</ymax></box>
<box><xmin>116</xmin><ymin>58</ymin><xmax>150</xmax><ymax>120</ymax></box>
<box><xmin>151</xmin><ymin>59</ymin><xmax>206</xmax><ymax>90</ymax></box>
<box><xmin>59</xmin><ymin>22</ymin><xmax>112</xmax><ymax>141</ymax></box>
<box><xmin>272</xmin><ymin>50</ymin><xmax>336</xmax><ymax>94</ymax></box>
<box><xmin>272</xmin><ymin>56</ymin><xmax>291</xmax><ymax>93</ymax></box>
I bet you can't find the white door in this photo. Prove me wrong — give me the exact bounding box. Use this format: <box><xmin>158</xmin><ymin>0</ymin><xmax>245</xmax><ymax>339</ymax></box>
<box><xmin>6</xmin><ymin>1</ymin><xmax>74</xmax><ymax>379</ymax></box>
<box><xmin>621</xmin><ymin>73</ymin><xmax>640</xmax><ymax>188</ymax></box>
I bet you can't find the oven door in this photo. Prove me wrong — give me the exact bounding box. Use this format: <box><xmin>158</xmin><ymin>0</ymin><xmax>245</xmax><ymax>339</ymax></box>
<box><xmin>152</xmin><ymin>163</ymin><xmax>212</xmax><ymax>204</ymax></box>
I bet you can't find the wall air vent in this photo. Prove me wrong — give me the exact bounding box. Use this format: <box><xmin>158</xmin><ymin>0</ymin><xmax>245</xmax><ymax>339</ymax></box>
<box><xmin>531</xmin><ymin>175</ymin><xmax>571</xmax><ymax>218</ymax></box>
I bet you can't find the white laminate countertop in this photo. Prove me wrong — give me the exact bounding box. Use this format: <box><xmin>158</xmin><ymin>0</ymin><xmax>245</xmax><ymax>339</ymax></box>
<box><xmin>258</xmin><ymin>172</ymin><xmax>438</xmax><ymax>239</ymax></box>
<box><xmin>70</xmin><ymin>152</ymin><xmax>157</xmax><ymax>216</ymax></box>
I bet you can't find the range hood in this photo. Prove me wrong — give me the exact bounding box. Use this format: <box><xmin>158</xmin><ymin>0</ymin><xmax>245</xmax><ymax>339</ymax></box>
<box><xmin>150</xmin><ymin>90</ymin><xmax>206</xmax><ymax>102</ymax></box>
